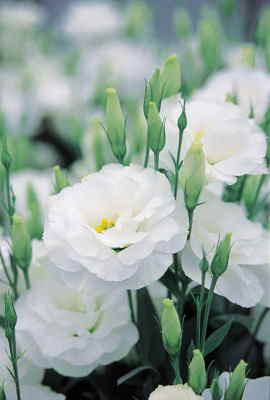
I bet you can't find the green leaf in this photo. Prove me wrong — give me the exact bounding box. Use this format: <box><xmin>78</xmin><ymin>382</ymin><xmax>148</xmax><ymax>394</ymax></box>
<box><xmin>136</xmin><ymin>288</ymin><xmax>166</xmax><ymax>367</ymax></box>
<box><xmin>204</xmin><ymin>320</ymin><xmax>232</xmax><ymax>356</ymax></box>
<box><xmin>117</xmin><ymin>365</ymin><xmax>159</xmax><ymax>386</ymax></box>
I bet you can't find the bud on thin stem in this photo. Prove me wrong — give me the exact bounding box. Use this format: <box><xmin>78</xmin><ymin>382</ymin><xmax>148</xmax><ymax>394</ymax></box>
<box><xmin>161</xmin><ymin>54</ymin><xmax>181</xmax><ymax>99</ymax></box>
<box><xmin>188</xmin><ymin>349</ymin><xmax>207</xmax><ymax>394</ymax></box>
<box><xmin>211</xmin><ymin>233</ymin><xmax>232</xmax><ymax>279</ymax></box>
<box><xmin>26</xmin><ymin>183</ymin><xmax>43</xmax><ymax>240</ymax></box>
<box><xmin>53</xmin><ymin>166</ymin><xmax>70</xmax><ymax>194</ymax></box>
<box><xmin>224</xmin><ymin>360</ymin><xmax>247</xmax><ymax>400</ymax></box>
<box><xmin>105</xmin><ymin>88</ymin><xmax>126</xmax><ymax>164</ymax></box>
<box><xmin>161</xmin><ymin>298</ymin><xmax>182</xmax><ymax>358</ymax></box>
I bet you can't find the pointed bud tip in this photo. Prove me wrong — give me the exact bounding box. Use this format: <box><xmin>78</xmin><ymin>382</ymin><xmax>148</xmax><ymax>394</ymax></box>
<box><xmin>106</xmin><ymin>88</ymin><xmax>117</xmax><ymax>95</ymax></box>
<box><xmin>163</xmin><ymin>298</ymin><xmax>174</xmax><ymax>308</ymax></box>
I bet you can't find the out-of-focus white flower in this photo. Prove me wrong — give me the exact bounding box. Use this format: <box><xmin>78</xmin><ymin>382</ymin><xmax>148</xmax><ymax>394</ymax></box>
<box><xmin>194</xmin><ymin>67</ymin><xmax>270</xmax><ymax>123</ymax></box>
<box><xmin>182</xmin><ymin>194</ymin><xmax>270</xmax><ymax>308</ymax></box>
<box><xmin>0</xmin><ymin>3</ymin><xmax>45</xmax><ymax>30</ymax></box>
<box><xmin>0</xmin><ymin>331</ymin><xmax>63</xmax><ymax>399</ymax></box>
<box><xmin>149</xmin><ymin>384</ymin><xmax>202</xmax><ymax>400</ymax></box>
<box><xmin>62</xmin><ymin>2</ymin><xmax>122</xmax><ymax>41</ymax></box>
<box><xmin>11</xmin><ymin>169</ymin><xmax>52</xmax><ymax>218</ymax></box>
<box><xmin>203</xmin><ymin>372</ymin><xmax>270</xmax><ymax>399</ymax></box>
<box><xmin>161</xmin><ymin>96</ymin><xmax>267</xmax><ymax>184</ymax></box>
<box><xmin>43</xmin><ymin>164</ymin><xmax>188</xmax><ymax>290</ymax></box>
<box><xmin>78</xmin><ymin>41</ymin><xmax>158</xmax><ymax>99</ymax></box>
<box><xmin>16</xmin><ymin>274</ymin><xmax>138</xmax><ymax>377</ymax></box>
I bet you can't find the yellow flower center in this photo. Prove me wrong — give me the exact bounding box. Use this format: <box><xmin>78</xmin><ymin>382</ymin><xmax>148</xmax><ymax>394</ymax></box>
<box><xmin>95</xmin><ymin>217</ymin><xmax>115</xmax><ymax>233</ymax></box>
<box><xmin>194</xmin><ymin>129</ymin><xmax>204</xmax><ymax>144</ymax></box>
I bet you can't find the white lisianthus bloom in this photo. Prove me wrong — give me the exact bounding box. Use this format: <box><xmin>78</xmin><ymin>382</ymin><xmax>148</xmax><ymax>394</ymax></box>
<box><xmin>194</xmin><ymin>67</ymin><xmax>270</xmax><ymax>123</ymax></box>
<box><xmin>203</xmin><ymin>373</ymin><xmax>270</xmax><ymax>399</ymax></box>
<box><xmin>43</xmin><ymin>164</ymin><xmax>188</xmax><ymax>290</ymax></box>
<box><xmin>16</xmin><ymin>275</ymin><xmax>138</xmax><ymax>377</ymax></box>
<box><xmin>149</xmin><ymin>384</ymin><xmax>202</xmax><ymax>400</ymax></box>
<box><xmin>0</xmin><ymin>331</ymin><xmax>64</xmax><ymax>399</ymax></box>
<box><xmin>78</xmin><ymin>41</ymin><xmax>158</xmax><ymax>100</ymax></box>
<box><xmin>0</xmin><ymin>3</ymin><xmax>44</xmax><ymax>30</ymax></box>
<box><xmin>62</xmin><ymin>2</ymin><xmax>122</xmax><ymax>41</ymax></box>
<box><xmin>181</xmin><ymin>194</ymin><xmax>270</xmax><ymax>308</ymax></box>
<box><xmin>161</xmin><ymin>96</ymin><xmax>267</xmax><ymax>184</ymax></box>
<box><xmin>11</xmin><ymin>169</ymin><xmax>52</xmax><ymax>218</ymax></box>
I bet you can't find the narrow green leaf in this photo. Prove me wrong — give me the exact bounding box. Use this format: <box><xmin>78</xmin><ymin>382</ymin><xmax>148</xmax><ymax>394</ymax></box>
<box><xmin>204</xmin><ymin>320</ymin><xmax>232</xmax><ymax>356</ymax></box>
<box><xmin>117</xmin><ymin>365</ymin><xmax>159</xmax><ymax>386</ymax></box>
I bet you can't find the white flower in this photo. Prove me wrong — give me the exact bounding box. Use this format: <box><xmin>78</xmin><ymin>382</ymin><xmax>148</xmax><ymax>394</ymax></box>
<box><xmin>161</xmin><ymin>96</ymin><xmax>267</xmax><ymax>184</ymax></box>
<box><xmin>181</xmin><ymin>194</ymin><xmax>270</xmax><ymax>307</ymax></box>
<box><xmin>16</xmin><ymin>274</ymin><xmax>138</xmax><ymax>377</ymax></box>
<box><xmin>11</xmin><ymin>169</ymin><xmax>52</xmax><ymax>218</ymax></box>
<box><xmin>62</xmin><ymin>2</ymin><xmax>122</xmax><ymax>40</ymax></box>
<box><xmin>194</xmin><ymin>67</ymin><xmax>270</xmax><ymax>123</ymax></box>
<box><xmin>203</xmin><ymin>373</ymin><xmax>270</xmax><ymax>399</ymax></box>
<box><xmin>43</xmin><ymin>164</ymin><xmax>188</xmax><ymax>290</ymax></box>
<box><xmin>78</xmin><ymin>41</ymin><xmax>158</xmax><ymax>99</ymax></box>
<box><xmin>0</xmin><ymin>3</ymin><xmax>44</xmax><ymax>30</ymax></box>
<box><xmin>149</xmin><ymin>384</ymin><xmax>202</xmax><ymax>400</ymax></box>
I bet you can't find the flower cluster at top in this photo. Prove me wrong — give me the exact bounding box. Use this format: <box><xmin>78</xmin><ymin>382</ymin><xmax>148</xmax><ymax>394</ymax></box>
<box><xmin>0</xmin><ymin>1</ymin><xmax>270</xmax><ymax>399</ymax></box>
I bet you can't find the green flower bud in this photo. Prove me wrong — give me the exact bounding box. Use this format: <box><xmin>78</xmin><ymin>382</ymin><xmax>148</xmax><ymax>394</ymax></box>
<box><xmin>188</xmin><ymin>349</ymin><xmax>207</xmax><ymax>394</ymax></box>
<box><xmin>1</xmin><ymin>134</ymin><xmax>12</xmax><ymax>170</ymax></box>
<box><xmin>199</xmin><ymin>249</ymin><xmax>209</xmax><ymax>274</ymax></box>
<box><xmin>53</xmin><ymin>165</ymin><xmax>70</xmax><ymax>194</ymax></box>
<box><xmin>256</xmin><ymin>6</ymin><xmax>270</xmax><ymax>47</ymax></box>
<box><xmin>240</xmin><ymin>44</ymin><xmax>256</xmax><ymax>68</ymax></box>
<box><xmin>4</xmin><ymin>292</ymin><xmax>17</xmax><ymax>340</ymax></box>
<box><xmin>174</xmin><ymin>8</ymin><xmax>192</xmax><ymax>39</ymax></box>
<box><xmin>144</xmin><ymin>69</ymin><xmax>162</xmax><ymax>119</ymax></box>
<box><xmin>198</xmin><ymin>11</ymin><xmax>222</xmax><ymax>75</ymax></box>
<box><xmin>161</xmin><ymin>298</ymin><xmax>182</xmax><ymax>357</ymax></box>
<box><xmin>211</xmin><ymin>377</ymin><xmax>223</xmax><ymax>400</ymax></box>
<box><xmin>221</xmin><ymin>0</ymin><xmax>235</xmax><ymax>18</ymax></box>
<box><xmin>147</xmin><ymin>102</ymin><xmax>165</xmax><ymax>154</ymax></box>
<box><xmin>211</xmin><ymin>233</ymin><xmax>232</xmax><ymax>279</ymax></box>
<box><xmin>242</xmin><ymin>175</ymin><xmax>264</xmax><ymax>218</ymax></box>
<box><xmin>105</xmin><ymin>88</ymin><xmax>126</xmax><ymax>163</ymax></box>
<box><xmin>0</xmin><ymin>386</ymin><xmax>6</xmax><ymax>400</ymax></box>
<box><xmin>11</xmin><ymin>215</ymin><xmax>32</xmax><ymax>271</ymax></box>
<box><xmin>26</xmin><ymin>183</ymin><xmax>43</xmax><ymax>240</ymax></box>
<box><xmin>180</xmin><ymin>141</ymin><xmax>205</xmax><ymax>211</ymax></box>
<box><xmin>224</xmin><ymin>360</ymin><xmax>247</xmax><ymax>400</ymax></box>
<box><xmin>125</xmin><ymin>1</ymin><xmax>151</xmax><ymax>38</ymax></box>
<box><xmin>90</xmin><ymin>118</ymin><xmax>106</xmax><ymax>170</ymax></box>
<box><xmin>178</xmin><ymin>101</ymin><xmax>187</xmax><ymax>133</ymax></box>
<box><xmin>161</xmin><ymin>54</ymin><xmax>181</xmax><ymax>99</ymax></box>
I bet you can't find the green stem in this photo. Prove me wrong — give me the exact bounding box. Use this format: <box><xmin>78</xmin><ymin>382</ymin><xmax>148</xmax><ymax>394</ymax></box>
<box><xmin>173</xmin><ymin>128</ymin><xmax>184</xmax><ymax>199</ymax></box>
<box><xmin>23</xmin><ymin>269</ymin><xmax>31</xmax><ymax>290</ymax></box>
<box><xmin>0</xmin><ymin>249</ymin><xmax>18</xmax><ymax>299</ymax></box>
<box><xmin>154</xmin><ymin>152</ymin><xmax>159</xmax><ymax>170</ymax></box>
<box><xmin>7</xmin><ymin>335</ymin><xmax>21</xmax><ymax>400</ymax></box>
<box><xmin>187</xmin><ymin>208</ymin><xmax>194</xmax><ymax>240</ymax></box>
<box><xmin>171</xmin><ymin>356</ymin><xmax>182</xmax><ymax>384</ymax></box>
<box><xmin>144</xmin><ymin>131</ymin><xmax>150</xmax><ymax>168</ymax></box>
<box><xmin>201</xmin><ymin>276</ymin><xmax>218</xmax><ymax>354</ymax></box>
<box><xmin>127</xmin><ymin>290</ymin><xmax>136</xmax><ymax>326</ymax></box>
<box><xmin>196</xmin><ymin>271</ymin><xmax>206</xmax><ymax>348</ymax></box>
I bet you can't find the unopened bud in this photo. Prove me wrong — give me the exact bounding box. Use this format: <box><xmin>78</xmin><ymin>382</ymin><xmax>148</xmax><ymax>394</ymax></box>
<box><xmin>26</xmin><ymin>183</ymin><xmax>43</xmax><ymax>240</ymax></box>
<box><xmin>125</xmin><ymin>1</ymin><xmax>151</xmax><ymax>38</ymax></box>
<box><xmin>224</xmin><ymin>360</ymin><xmax>247</xmax><ymax>400</ymax></box>
<box><xmin>188</xmin><ymin>349</ymin><xmax>207</xmax><ymax>394</ymax></box>
<box><xmin>221</xmin><ymin>0</ymin><xmax>235</xmax><ymax>18</ymax></box>
<box><xmin>89</xmin><ymin>118</ymin><xmax>106</xmax><ymax>170</ymax></box>
<box><xmin>199</xmin><ymin>249</ymin><xmax>209</xmax><ymax>274</ymax></box>
<box><xmin>180</xmin><ymin>141</ymin><xmax>205</xmax><ymax>211</ymax></box>
<box><xmin>161</xmin><ymin>54</ymin><xmax>181</xmax><ymax>99</ymax></box>
<box><xmin>147</xmin><ymin>102</ymin><xmax>165</xmax><ymax>154</ymax></box>
<box><xmin>1</xmin><ymin>134</ymin><xmax>12</xmax><ymax>170</ymax></box>
<box><xmin>211</xmin><ymin>233</ymin><xmax>232</xmax><ymax>279</ymax></box>
<box><xmin>242</xmin><ymin>175</ymin><xmax>263</xmax><ymax>217</ymax></box>
<box><xmin>178</xmin><ymin>101</ymin><xmax>187</xmax><ymax>133</ymax></box>
<box><xmin>161</xmin><ymin>298</ymin><xmax>182</xmax><ymax>357</ymax></box>
<box><xmin>53</xmin><ymin>166</ymin><xmax>70</xmax><ymax>194</ymax></box>
<box><xmin>199</xmin><ymin>12</ymin><xmax>222</xmax><ymax>75</ymax></box>
<box><xmin>256</xmin><ymin>6</ymin><xmax>270</xmax><ymax>47</ymax></box>
<box><xmin>174</xmin><ymin>8</ymin><xmax>192</xmax><ymax>39</ymax></box>
<box><xmin>4</xmin><ymin>292</ymin><xmax>17</xmax><ymax>340</ymax></box>
<box><xmin>12</xmin><ymin>215</ymin><xmax>32</xmax><ymax>271</ymax></box>
<box><xmin>105</xmin><ymin>88</ymin><xmax>126</xmax><ymax>163</ymax></box>
<box><xmin>211</xmin><ymin>377</ymin><xmax>223</xmax><ymax>400</ymax></box>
